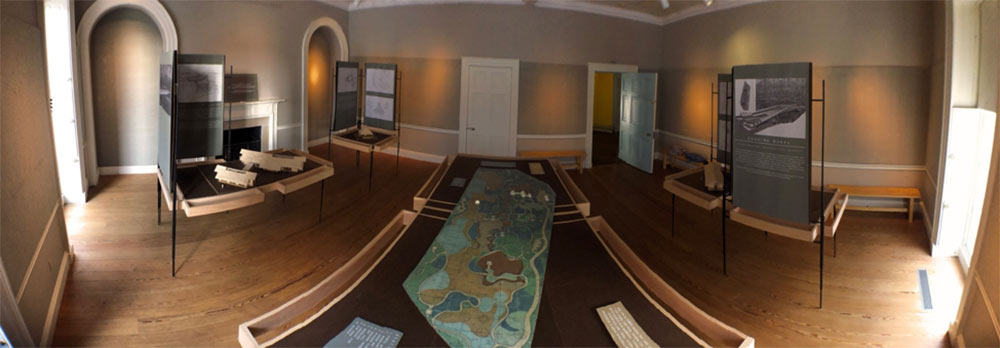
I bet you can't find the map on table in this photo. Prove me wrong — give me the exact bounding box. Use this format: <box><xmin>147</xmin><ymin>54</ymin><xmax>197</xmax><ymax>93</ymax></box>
<box><xmin>403</xmin><ymin>168</ymin><xmax>556</xmax><ymax>347</ymax></box>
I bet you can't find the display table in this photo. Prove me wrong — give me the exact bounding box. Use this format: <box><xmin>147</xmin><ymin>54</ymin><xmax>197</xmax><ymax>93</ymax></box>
<box><xmin>158</xmin><ymin>149</ymin><xmax>333</xmax><ymax>218</ymax></box>
<box><xmin>237</xmin><ymin>155</ymin><xmax>752</xmax><ymax>348</ymax></box>
<box><xmin>328</xmin><ymin>127</ymin><xmax>399</xmax><ymax>190</ymax></box>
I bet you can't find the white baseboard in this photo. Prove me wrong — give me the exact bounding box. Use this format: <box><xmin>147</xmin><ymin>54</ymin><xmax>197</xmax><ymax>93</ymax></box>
<box><xmin>307</xmin><ymin>137</ymin><xmax>330</xmax><ymax>147</ymax></box>
<box><xmin>40</xmin><ymin>251</ymin><xmax>71</xmax><ymax>347</ymax></box>
<box><xmin>376</xmin><ymin>147</ymin><xmax>447</xmax><ymax>163</ymax></box>
<box><xmin>98</xmin><ymin>165</ymin><xmax>156</xmax><ymax>175</ymax></box>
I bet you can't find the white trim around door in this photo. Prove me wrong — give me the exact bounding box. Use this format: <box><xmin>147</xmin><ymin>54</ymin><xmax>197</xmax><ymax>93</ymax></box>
<box><xmin>586</xmin><ymin>62</ymin><xmax>638</xmax><ymax>168</ymax></box>
<box><xmin>300</xmin><ymin>17</ymin><xmax>349</xmax><ymax>151</ymax></box>
<box><xmin>459</xmin><ymin>57</ymin><xmax>520</xmax><ymax>156</ymax></box>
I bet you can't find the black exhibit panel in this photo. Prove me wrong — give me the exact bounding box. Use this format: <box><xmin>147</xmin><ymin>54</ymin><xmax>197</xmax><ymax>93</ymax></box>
<box><xmin>717</xmin><ymin>73</ymin><xmax>732</xmax><ymax>167</ymax></box>
<box><xmin>174</xmin><ymin>54</ymin><xmax>225</xmax><ymax>159</ymax></box>
<box><xmin>363</xmin><ymin>63</ymin><xmax>397</xmax><ymax>131</ymax></box>
<box><xmin>333</xmin><ymin>61</ymin><xmax>359</xmax><ymax>132</ymax></box>
<box><xmin>157</xmin><ymin>51</ymin><xmax>176</xmax><ymax>189</ymax></box>
<box><xmin>224</xmin><ymin>73</ymin><xmax>258</xmax><ymax>103</ymax></box>
<box><xmin>731</xmin><ymin>62</ymin><xmax>812</xmax><ymax>225</ymax></box>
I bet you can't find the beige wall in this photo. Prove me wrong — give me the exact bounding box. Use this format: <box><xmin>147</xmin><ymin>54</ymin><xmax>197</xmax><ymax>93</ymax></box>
<box><xmin>349</xmin><ymin>4</ymin><xmax>661</xmax><ymax>155</ymax></box>
<box><xmin>90</xmin><ymin>7</ymin><xmax>162</xmax><ymax>167</ymax></box>
<box><xmin>923</xmin><ymin>0</ymin><xmax>947</xmax><ymax>222</ymax></box>
<box><xmin>76</xmin><ymin>0</ymin><xmax>350</xmax><ymax>150</ymax></box>
<box><xmin>1</xmin><ymin>0</ymin><xmax>72</xmax><ymax>345</ymax></box>
<box><xmin>656</xmin><ymin>0</ymin><xmax>935</xmax><ymax>196</ymax></box>
<box><xmin>307</xmin><ymin>28</ymin><xmax>334</xmax><ymax>141</ymax></box>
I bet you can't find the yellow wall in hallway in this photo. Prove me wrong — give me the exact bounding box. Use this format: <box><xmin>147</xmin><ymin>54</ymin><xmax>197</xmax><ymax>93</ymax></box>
<box><xmin>593</xmin><ymin>72</ymin><xmax>615</xmax><ymax>131</ymax></box>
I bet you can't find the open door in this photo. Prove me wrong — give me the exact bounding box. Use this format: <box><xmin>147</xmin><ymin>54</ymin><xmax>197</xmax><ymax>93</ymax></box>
<box><xmin>618</xmin><ymin>72</ymin><xmax>657</xmax><ymax>173</ymax></box>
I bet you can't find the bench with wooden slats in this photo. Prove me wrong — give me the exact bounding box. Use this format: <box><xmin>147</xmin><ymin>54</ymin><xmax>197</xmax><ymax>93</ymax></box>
<box><xmin>826</xmin><ymin>184</ymin><xmax>921</xmax><ymax>222</ymax></box>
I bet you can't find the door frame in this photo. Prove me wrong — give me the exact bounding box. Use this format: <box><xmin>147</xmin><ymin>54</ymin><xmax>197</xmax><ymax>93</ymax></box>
<box><xmin>459</xmin><ymin>56</ymin><xmax>519</xmax><ymax>156</ymax></box>
<box><xmin>586</xmin><ymin>62</ymin><xmax>638</xmax><ymax>168</ymax></box>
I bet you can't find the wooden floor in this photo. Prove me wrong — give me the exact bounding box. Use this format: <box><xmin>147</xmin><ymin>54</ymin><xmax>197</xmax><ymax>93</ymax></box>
<box><xmin>53</xmin><ymin>146</ymin><xmax>963</xmax><ymax>347</ymax></box>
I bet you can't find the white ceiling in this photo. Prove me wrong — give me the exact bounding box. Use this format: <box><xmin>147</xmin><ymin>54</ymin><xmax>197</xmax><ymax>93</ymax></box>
<box><xmin>317</xmin><ymin>0</ymin><xmax>767</xmax><ymax>26</ymax></box>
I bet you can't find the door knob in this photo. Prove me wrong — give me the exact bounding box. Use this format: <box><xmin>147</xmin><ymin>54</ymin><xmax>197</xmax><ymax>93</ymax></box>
<box><xmin>467</xmin><ymin>127</ymin><xmax>476</xmax><ymax>131</ymax></box>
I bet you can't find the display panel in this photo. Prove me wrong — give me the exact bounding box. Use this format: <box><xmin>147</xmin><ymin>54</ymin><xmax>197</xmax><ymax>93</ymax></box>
<box><xmin>363</xmin><ymin>63</ymin><xmax>397</xmax><ymax>130</ymax></box>
<box><xmin>175</xmin><ymin>54</ymin><xmax>225</xmax><ymax>159</ymax></box>
<box><xmin>158</xmin><ymin>51</ymin><xmax>176</xmax><ymax>190</ymax></box>
<box><xmin>333</xmin><ymin>61</ymin><xmax>359</xmax><ymax>132</ymax></box>
<box><xmin>225</xmin><ymin>74</ymin><xmax>258</xmax><ymax>102</ymax></box>
<box><xmin>731</xmin><ymin>62</ymin><xmax>812</xmax><ymax>224</ymax></box>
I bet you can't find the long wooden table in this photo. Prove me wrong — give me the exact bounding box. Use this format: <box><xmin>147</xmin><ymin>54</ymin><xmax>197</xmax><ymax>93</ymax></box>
<box><xmin>238</xmin><ymin>155</ymin><xmax>753</xmax><ymax>348</ymax></box>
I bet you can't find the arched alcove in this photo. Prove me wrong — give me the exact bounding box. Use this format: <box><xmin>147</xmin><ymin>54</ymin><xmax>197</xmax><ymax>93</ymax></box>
<box><xmin>300</xmin><ymin>17</ymin><xmax>349</xmax><ymax>150</ymax></box>
<box><xmin>78</xmin><ymin>0</ymin><xmax>177</xmax><ymax>185</ymax></box>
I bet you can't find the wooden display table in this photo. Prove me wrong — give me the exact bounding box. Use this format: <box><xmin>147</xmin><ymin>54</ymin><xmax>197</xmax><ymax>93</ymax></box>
<box><xmin>826</xmin><ymin>184</ymin><xmax>921</xmax><ymax>222</ymax></box>
<box><xmin>518</xmin><ymin>150</ymin><xmax>585</xmax><ymax>174</ymax></box>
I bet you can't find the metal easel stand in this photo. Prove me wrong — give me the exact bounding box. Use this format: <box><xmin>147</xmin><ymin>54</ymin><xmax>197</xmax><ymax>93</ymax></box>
<box><xmin>811</xmin><ymin>80</ymin><xmax>826</xmax><ymax>308</ymax></box>
<box><xmin>720</xmin><ymin>85</ymin><xmax>733</xmax><ymax>276</ymax></box>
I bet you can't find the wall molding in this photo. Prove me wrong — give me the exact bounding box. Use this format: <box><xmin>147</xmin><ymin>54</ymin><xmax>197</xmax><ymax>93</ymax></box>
<box><xmin>78</xmin><ymin>0</ymin><xmax>178</xmax><ymax>186</ymax></box>
<box><xmin>534</xmin><ymin>0</ymin><xmax>663</xmax><ymax>25</ymax></box>
<box><xmin>325</xmin><ymin>0</ymin><xmax>771</xmax><ymax>27</ymax></box>
<box><xmin>98</xmin><ymin>165</ymin><xmax>157</xmax><ymax>175</ymax></box>
<box><xmin>400</xmin><ymin>122</ymin><xmax>460</xmax><ymax>135</ymax></box>
<box><xmin>39</xmin><ymin>251</ymin><xmax>71</xmax><ymax>347</ymax></box>
<box><xmin>15</xmin><ymin>202</ymin><xmax>60</xmax><ymax>303</ymax></box>
<box><xmin>0</xmin><ymin>256</ymin><xmax>34</xmax><ymax>346</ymax></box>
<box><xmin>517</xmin><ymin>133</ymin><xmax>587</xmax><ymax>140</ymax></box>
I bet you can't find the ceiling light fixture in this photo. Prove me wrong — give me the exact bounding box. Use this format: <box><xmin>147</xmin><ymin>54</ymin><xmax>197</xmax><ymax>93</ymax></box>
<box><xmin>660</xmin><ymin>0</ymin><xmax>670</xmax><ymax>9</ymax></box>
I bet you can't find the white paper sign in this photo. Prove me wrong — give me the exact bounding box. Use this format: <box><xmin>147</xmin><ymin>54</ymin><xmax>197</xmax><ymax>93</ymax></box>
<box><xmin>366</xmin><ymin>68</ymin><xmax>395</xmax><ymax>95</ymax></box>
<box><xmin>365</xmin><ymin>95</ymin><xmax>394</xmax><ymax>122</ymax></box>
<box><xmin>338</xmin><ymin>67</ymin><xmax>358</xmax><ymax>93</ymax></box>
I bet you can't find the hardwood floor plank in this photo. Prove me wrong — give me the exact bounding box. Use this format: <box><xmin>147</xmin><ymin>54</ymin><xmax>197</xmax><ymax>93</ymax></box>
<box><xmin>52</xmin><ymin>148</ymin><xmax>961</xmax><ymax>347</ymax></box>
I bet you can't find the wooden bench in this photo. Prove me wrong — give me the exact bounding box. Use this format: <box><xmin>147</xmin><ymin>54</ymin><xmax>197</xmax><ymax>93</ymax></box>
<box><xmin>518</xmin><ymin>150</ymin><xmax>585</xmax><ymax>174</ymax></box>
<box><xmin>826</xmin><ymin>185</ymin><xmax>921</xmax><ymax>222</ymax></box>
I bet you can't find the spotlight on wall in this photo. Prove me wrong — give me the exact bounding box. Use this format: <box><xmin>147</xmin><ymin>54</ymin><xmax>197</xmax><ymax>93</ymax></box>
<box><xmin>660</xmin><ymin>0</ymin><xmax>670</xmax><ymax>9</ymax></box>
<box><xmin>704</xmin><ymin>0</ymin><xmax>713</xmax><ymax>5</ymax></box>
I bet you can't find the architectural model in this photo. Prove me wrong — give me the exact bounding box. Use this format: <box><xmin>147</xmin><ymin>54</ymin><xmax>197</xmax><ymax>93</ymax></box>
<box><xmin>240</xmin><ymin>149</ymin><xmax>306</xmax><ymax>172</ymax></box>
<box><xmin>214</xmin><ymin>165</ymin><xmax>257</xmax><ymax>188</ymax></box>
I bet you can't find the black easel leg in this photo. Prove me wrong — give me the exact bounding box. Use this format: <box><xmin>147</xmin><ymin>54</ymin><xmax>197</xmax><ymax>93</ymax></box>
<box><xmin>171</xmin><ymin>200</ymin><xmax>177</xmax><ymax>277</ymax></box>
<box><xmin>722</xmin><ymin>216</ymin><xmax>727</xmax><ymax>276</ymax></box>
<box><xmin>819</xmin><ymin>238</ymin><xmax>825</xmax><ymax>308</ymax></box>
<box><xmin>671</xmin><ymin>194</ymin><xmax>676</xmax><ymax>238</ymax></box>
<box><xmin>369</xmin><ymin>151</ymin><xmax>374</xmax><ymax>191</ymax></box>
<box><xmin>156</xmin><ymin>179</ymin><xmax>161</xmax><ymax>225</ymax></box>
<box><xmin>318</xmin><ymin>179</ymin><xmax>325</xmax><ymax>224</ymax></box>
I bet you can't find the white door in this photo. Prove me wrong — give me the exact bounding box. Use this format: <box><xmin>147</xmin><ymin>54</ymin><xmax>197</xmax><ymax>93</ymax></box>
<box><xmin>939</xmin><ymin>108</ymin><xmax>996</xmax><ymax>269</ymax></box>
<box><xmin>618</xmin><ymin>72</ymin><xmax>658</xmax><ymax>173</ymax></box>
<box><xmin>460</xmin><ymin>58</ymin><xmax>518</xmax><ymax>156</ymax></box>
<box><xmin>44</xmin><ymin>0</ymin><xmax>88</xmax><ymax>203</ymax></box>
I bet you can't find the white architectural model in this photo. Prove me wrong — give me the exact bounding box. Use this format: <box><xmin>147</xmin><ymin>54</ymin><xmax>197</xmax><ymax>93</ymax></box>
<box><xmin>240</xmin><ymin>149</ymin><xmax>306</xmax><ymax>172</ymax></box>
<box><xmin>215</xmin><ymin>165</ymin><xmax>258</xmax><ymax>188</ymax></box>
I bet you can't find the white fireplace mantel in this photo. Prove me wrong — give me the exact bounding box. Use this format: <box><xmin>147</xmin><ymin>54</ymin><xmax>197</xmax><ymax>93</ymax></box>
<box><xmin>223</xmin><ymin>98</ymin><xmax>285</xmax><ymax>150</ymax></box>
